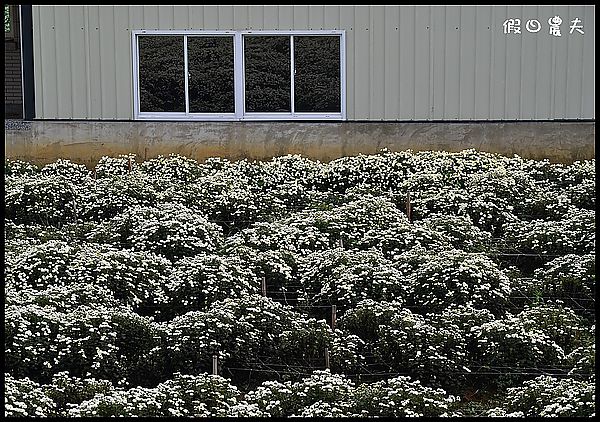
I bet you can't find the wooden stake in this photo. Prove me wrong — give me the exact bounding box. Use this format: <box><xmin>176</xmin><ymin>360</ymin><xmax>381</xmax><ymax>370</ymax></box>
<box><xmin>212</xmin><ymin>354</ymin><xmax>218</xmax><ymax>375</ymax></box>
<box><xmin>128</xmin><ymin>156</ymin><xmax>132</xmax><ymax>173</ymax></box>
<box><xmin>325</xmin><ymin>348</ymin><xmax>330</xmax><ymax>369</ymax></box>
<box><xmin>406</xmin><ymin>192</ymin><xmax>412</xmax><ymax>222</ymax></box>
<box><xmin>331</xmin><ymin>305</ymin><xmax>337</xmax><ymax>330</ymax></box>
<box><xmin>261</xmin><ymin>276</ymin><xmax>267</xmax><ymax>297</ymax></box>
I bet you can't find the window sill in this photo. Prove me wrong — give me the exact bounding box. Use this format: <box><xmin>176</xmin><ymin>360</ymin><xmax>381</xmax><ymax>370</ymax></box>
<box><xmin>135</xmin><ymin>114</ymin><xmax>345</xmax><ymax>121</ymax></box>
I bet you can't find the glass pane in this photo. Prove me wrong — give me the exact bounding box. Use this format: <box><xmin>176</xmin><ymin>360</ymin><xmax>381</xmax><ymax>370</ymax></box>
<box><xmin>5</xmin><ymin>5</ymin><xmax>11</xmax><ymax>33</ymax></box>
<box><xmin>244</xmin><ymin>36</ymin><xmax>291</xmax><ymax>113</ymax></box>
<box><xmin>188</xmin><ymin>36</ymin><xmax>235</xmax><ymax>113</ymax></box>
<box><xmin>138</xmin><ymin>36</ymin><xmax>185</xmax><ymax>113</ymax></box>
<box><xmin>294</xmin><ymin>36</ymin><xmax>341</xmax><ymax>113</ymax></box>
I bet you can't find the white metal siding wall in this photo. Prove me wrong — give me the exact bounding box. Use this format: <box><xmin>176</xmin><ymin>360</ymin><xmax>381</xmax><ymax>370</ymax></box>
<box><xmin>32</xmin><ymin>5</ymin><xmax>595</xmax><ymax>120</ymax></box>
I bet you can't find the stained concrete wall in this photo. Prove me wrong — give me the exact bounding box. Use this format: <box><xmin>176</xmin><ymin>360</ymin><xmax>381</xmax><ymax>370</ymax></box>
<box><xmin>4</xmin><ymin>120</ymin><xmax>595</xmax><ymax>167</ymax></box>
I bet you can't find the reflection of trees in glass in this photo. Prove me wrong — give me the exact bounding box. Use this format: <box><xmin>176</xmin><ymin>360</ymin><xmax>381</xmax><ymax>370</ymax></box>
<box><xmin>294</xmin><ymin>36</ymin><xmax>340</xmax><ymax>113</ymax></box>
<box><xmin>188</xmin><ymin>37</ymin><xmax>235</xmax><ymax>113</ymax></box>
<box><xmin>139</xmin><ymin>36</ymin><xmax>185</xmax><ymax>113</ymax></box>
<box><xmin>244</xmin><ymin>36</ymin><xmax>291</xmax><ymax>113</ymax></box>
<box><xmin>5</xmin><ymin>5</ymin><xmax>11</xmax><ymax>33</ymax></box>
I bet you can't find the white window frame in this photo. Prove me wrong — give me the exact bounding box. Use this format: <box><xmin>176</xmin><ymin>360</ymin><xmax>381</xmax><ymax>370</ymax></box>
<box><xmin>131</xmin><ymin>29</ymin><xmax>346</xmax><ymax>121</ymax></box>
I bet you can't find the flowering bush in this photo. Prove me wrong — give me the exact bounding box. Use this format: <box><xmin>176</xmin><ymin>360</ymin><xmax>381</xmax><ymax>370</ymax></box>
<box><xmin>5</xmin><ymin>158</ymin><xmax>39</xmax><ymax>176</ymax></box>
<box><xmin>487</xmin><ymin>375</ymin><xmax>595</xmax><ymax>417</ymax></box>
<box><xmin>354</xmin><ymin>219</ymin><xmax>452</xmax><ymax>258</ymax></box>
<box><xmin>160</xmin><ymin>172</ymin><xmax>288</xmax><ymax>232</ymax></box>
<box><xmin>68</xmin><ymin>247</ymin><xmax>172</xmax><ymax>312</ymax></box>
<box><xmin>68</xmin><ymin>373</ymin><xmax>240</xmax><ymax>417</ymax></box>
<box><xmin>471</xmin><ymin>305</ymin><xmax>590</xmax><ymax>387</ymax></box>
<box><xmin>242</xmin><ymin>370</ymin><xmax>459</xmax><ymax>417</ymax></box>
<box><xmin>139</xmin><ymin>154</ymin><xmax>206</xmax><ymax>183</ymax></box>
<box><xmin>163</xmin><ymin>295</ymin><xmax>354</xmax><ymax>377</ymax></box>
<box><xmin>77</xmin><ymin>173</ymin><xmax>160</xmax><ymax>221</ymax></box>
<box><xmin>6</xmin><ymin>242</ymin><xmax>171</xmax><ymax>312</ymax></box>
<box><xmin>566</xmin><ymin>340</ymin><xmax>595</xmax><ymax>379</ymax></box>
<box><xmin>298</xmin><ymin>249</ymin><xmax>409</xmax><ymax>309</ymax></box>
<box><xmin>287</xmin><ymin>196</ymin><xmax>410</xmax><ymax>249</ymax></box>
<box><xmin>230</xmin><ymin>221</ymin><xmax>330</xmax><ymax>255</ymax></box>
<box><xmin>503</xmin><ymin>208</ymin><xmax>595</xmax><ymax>255</ymax></box>
<box><xmin>88</xmin><ymin>203</ymin><xmax>223</xmax><ymax>260</ymax></box>
<box><xmin>5</xmin><ymin>240</ymin><xmax>80</xmax><ymax>291</ymax></box>
<box><xmin>40</xmin><ymin>159</ymin><xmax>91</xmax><ymax>180</ymax></box>
<box><xmin>375</xmin><ymin>308</ymin><xmax>469</xmax><ymax>386</ymax></box>
<box><xmin>5</xmin><ymin>176</ymin><xmax>81</xmax><ymax>226</ymax></box>
<box><xmin>349</xmin><ymin>375</ymin><xmax>460</xmax><ymax>417</ymax></box>
<box><xmin>4</xmin><ymin>151</ymin><xmax>595</xmax><ymax>416</ymax></box>
<box><xmin>5</xmin><ymin>305</ymin><xmax>165</xmax><ymax>386</ymax></box>
<box><xmin>44</xmin><ymin>372</ymin><xmax>115</xmax><ymax>416</ymax></box>
<box><xmin>242</xmin><ymin>370</ymin><xmax>356</xmax><ymax>417</ymax></box>
<box><xmin>160</xmin><ymin>253</ymin><xmax>259</xmax><ymax>317</ymax></box>
<box><xmin>420</xmin><ymin>214</ymin><xmax>493</xmax><ymax>253</ymax></box>
<box><xmin>532</xmin><ymin>254</ymin><xmax>595</xmax><ymax>316</ymax></box>
<box><xmin>395</xmin><ymin>248</ymin><xmax>512</xmax><ymax>315</ymax></box>
<box><xmin>5</xmin><ymin>284</ymin><xmax>121</xmax><ymax>313</ymax></box>
<box><xmin>94</xmin><ymin>154</ymin><xmax>138</xmax><ymax>178</ymax></box>
<box><xmin>4</xmin><ymin>374</ymin><xmax>56</xmax><ymax>417</ymax></box>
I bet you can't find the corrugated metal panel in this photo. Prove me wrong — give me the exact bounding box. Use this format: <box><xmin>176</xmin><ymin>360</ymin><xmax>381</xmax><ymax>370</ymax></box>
<box><xmin>86</xmin><ymin>6</ymin><xmax>102</xmax><ymax>118</ymax></box>
<box><xmin>474</xmin><ymin>6</ymin><xmax>492</xmax><ymax>119</ymax></box>
<box><xmin>580</xmin><ymin>7</ymin><xmax>594</xmax><ymax>118</ymax></box>
<box><xmin>384</xmin><ymin>6</ymin><xmax>400</xmax><ymax>120</ymax></box>
<box><xmin>444</xmin><ymin>6</ymin><xmax>460</xmax><ymax>119</ymax></box>
<box><xmin>114</xmin><ymin>6</ymin><xmax>131</xmax><ymax>119</ymax></box>
<box><xmin>68</xmin><ymin>6</ymin><xmax>87</xmax><ymax>119</ymax></box>
<box><xmin>354</xmin><ymin>6</ymin><xmax>370</xmax><ymax>119</ymax></box>
<box><xmin>459</xmin><ymin>6</ymin><xmax>476</xmax><ymax>119</ymax></box>
<box><xmin>32</xmin><ymin>5</ymin><xmax>595</xmax><ymax>120</ymax></box>
<box><xmin>431</xmin><ymin>6</ymin><xmax>445</xmax><ymax>119</ymax></box>
<box><xmin>370</xmin><ymin>6</ymin><xmax>385</xmax><ymax>120</ymax></box>
<box><xmin>54</xmin><ymin>6</ymin><xmax>71</xmax><ymax>118</ymax></box>
<box><xmin>519</xmin><ymin>5</ymin><xmax>537</xmax><ymax>120</ymax></box>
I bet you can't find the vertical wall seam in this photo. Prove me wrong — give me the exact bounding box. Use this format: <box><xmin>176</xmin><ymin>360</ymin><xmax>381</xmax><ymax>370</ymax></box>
<box><xmin>488</xmin><ymin>6</ymin><xmax>493</xmax><ymax>119</ymax></box>
<box><xmin>533</xmin><ymin>5</ymin><xmax>538</xmax><ymax>119</ymax></box>
<box><xmin>113</xmin><ymin>6</ymin><xmax>118</xmax><ymax>117</ymax></box>
<box><xmin>97</xmin><ymin>6</ymin><xmax>103</xmax><ymax>118</ymax></box>
<box><xmin>564</xmin><ymin>6</ymin><xmax>569</xmax><ymax>118</ymax></box>
<box><xmin>578</xmin><ymin>6</ymin><xmax>585</xmax><ymax>117</ymax></box>
<box><xmin>52</xmin><ymin>6</ymin><xmax>58</xmax><ymax>117</ymax></box>
<box><xmin>84</xmin><ymin>7</ymin><xmax>91</xmax><ymax>118</ymax></box>
<box><xmin>412</xmin><ymin>6</ymin><xmax>416</xmax><ymax>119</ymax></box>
<box><xmin>428</xmin><ymin>6</ymin><xmax>433</xmax><ymax>120</ymax></box>
<box><xmin>503</xmin><ymin>5</ymin><xmax>508</xmax><ymax>119</ymax></box>
<box><xmin>472</xmin><ymin>6</ymin><xmax>477</xmax><ymax>119</ymax></box>
<box><xmin>518</xmin><ymin>4</ymin><xmax>523</xmax><ymax>119</ymax></box>
<box><xmin>458</xmin><ymin>6</ymin><xmax>462</xmax><ymax>119</ymax></box>
<box><xmin>67</xmin><ymin>6</ymin><xmax>74</xmax><ymax>118</ymax></box>
<box><xmin>550</xmin><ymin>6</ymin><xmax>555</xmax><ymax>119</ymax></box>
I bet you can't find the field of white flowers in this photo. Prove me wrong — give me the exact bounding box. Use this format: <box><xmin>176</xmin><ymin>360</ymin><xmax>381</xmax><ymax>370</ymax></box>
<box><xmin>4</xmin><ymin>149</ymin><xmax>595</xmax><ymax>417</ymax></box>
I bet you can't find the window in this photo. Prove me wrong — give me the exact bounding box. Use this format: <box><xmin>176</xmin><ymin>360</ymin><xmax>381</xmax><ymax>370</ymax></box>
<box><xmin>5</xmin><ymin>4</ymin><xmax>14</xmax><ymax>39</ymax></box>
<box><xmin>132</xmin><ymin>30</ymin><xmax>345</xmax><ymax>121</ymax></box>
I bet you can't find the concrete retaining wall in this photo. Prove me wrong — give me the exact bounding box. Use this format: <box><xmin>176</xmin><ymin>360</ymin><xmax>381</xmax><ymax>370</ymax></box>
<box><xmin>4</xmin><ymin>120</ymin><xmax>595</xmax><ymax>167</ymax></box>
